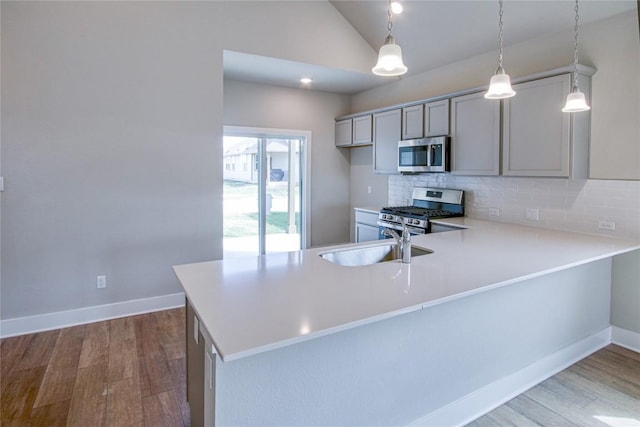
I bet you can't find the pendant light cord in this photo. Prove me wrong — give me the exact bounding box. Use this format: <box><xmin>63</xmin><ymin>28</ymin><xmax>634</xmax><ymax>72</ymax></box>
<box><xmin>497</xmin><ymin>0</ymin><xmax>505</xmax><ymax>74</ymax></box>
<box><xmin>572</xmin><ymin>0</ymin><xmax>580</xmax><ymax>90</ymax></box>
<box><xmin>387</xmin><ymin>0</ymin><xmax>393</xmax><ymax>36</ymax></box>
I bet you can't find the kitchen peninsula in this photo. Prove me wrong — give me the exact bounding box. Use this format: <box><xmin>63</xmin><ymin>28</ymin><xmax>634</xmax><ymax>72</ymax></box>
<box><xmin>173</xmin><ymin>219</ymin><xmax>639</xmax><ymax>426</ymax></box>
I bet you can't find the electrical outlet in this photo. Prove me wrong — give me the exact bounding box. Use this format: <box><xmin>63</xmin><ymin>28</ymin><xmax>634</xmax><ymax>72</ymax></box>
<box><xmin>96</xmin><ymin>275</ymin><xmax>106</xmax><ymax>289</ymax></box>
<box><xmin>598</xmin><ymin>220</ymin><xmax>616</xmax><ymax>231</ymax></box>
<box><xmin>526</xmin><ymin>208</ymin><xmax>539</xmax><ymax>221</ymax></box>
<box><xmin>489</xmin><ymin>207</ymin><xmax>500</xmax><ymax>217</ymax></box>
<box><xmin>367</xmin><ymin>186</ymin><xmax>372</xmax><ymax>194</ymax></box>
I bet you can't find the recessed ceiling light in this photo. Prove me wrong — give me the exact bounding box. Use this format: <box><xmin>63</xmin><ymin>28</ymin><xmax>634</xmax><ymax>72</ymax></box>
<box><xmin>391</xmin><ymin>1</ymin><xmax>403</xmax><ymax>14</ymax></box>
<box><xmin>300</xmin><ymin>77</ymin><xmax>313</xmax><ymax>84</ymax></box>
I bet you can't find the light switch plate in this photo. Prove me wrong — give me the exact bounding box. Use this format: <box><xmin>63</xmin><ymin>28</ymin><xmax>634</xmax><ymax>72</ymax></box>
<box><xmin>0</xmin><ymin>177</ymin><xmax>4</xmax><ymax>192</ymax></box>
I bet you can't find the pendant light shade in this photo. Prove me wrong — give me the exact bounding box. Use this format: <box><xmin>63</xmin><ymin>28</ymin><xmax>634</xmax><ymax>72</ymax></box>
<box><xmin>562</xmin><ymin>90</ymin><xmax>590</xmax><ymax>112</ymax></box>
<box><xmin>372</xmin><ymin>35</ymin><xmax>407</xmax><ymax>76</ymax></box>
<box><xmin>485</xmin><ymin>0</ymin><xmax>515</xmax><ymax>99</ymax></box>
<box><xmin>563</xmin><ymin>0</ymin><xmax>590</xmax><ymax>113</ymax></box>
<box><xmin>485</xmin><ymin>70</ymin><xmax>516</xmax><ymax>99</ymax></box>
<box><xmin>372</xmin><ymin>0</ymin><xmax>407</xmax><ymax>77</ymax></box>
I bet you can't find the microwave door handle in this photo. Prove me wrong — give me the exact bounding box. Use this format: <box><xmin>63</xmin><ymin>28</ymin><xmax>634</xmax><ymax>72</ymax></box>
<box><xmin>426</xmin><ymin>145</ymin><xmax>433</xmax><ymax>166</ymax></box>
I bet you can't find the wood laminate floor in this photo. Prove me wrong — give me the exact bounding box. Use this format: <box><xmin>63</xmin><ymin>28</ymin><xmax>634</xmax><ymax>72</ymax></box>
<box><xmin>467</xmin><ymin>345</ymin><xmax>640</xmax><ymax>427</ymax></box>
<box><xmin>2</xmin><ymin>308</ymin><xmax>639</xmax><ymax>426</ymax></box>
<box><xmin>1</xmin><ymin>308</ymin><xmax>189</xmax><ymax>427</ymax></box>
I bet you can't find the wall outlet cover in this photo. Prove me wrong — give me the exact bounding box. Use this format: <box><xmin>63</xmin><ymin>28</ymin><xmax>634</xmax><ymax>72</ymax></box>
<box><xmin>526</xmin><ymin>208</ymin><xmax>539</xmax><ymax>221</ymax></box>
<box><xmin>489</xmin><ymin>208</ymin><xmax>500</xmax><ymax>217</ymax></box>
<box><xmin>598</xmin><ymin>220</ymin><xmax>616</xmax><ymax>231</ymax></box>
<box><xmin>96</xmin><ymin>275</ymin><xmax>107</xmax><ymax>289</ymax></box>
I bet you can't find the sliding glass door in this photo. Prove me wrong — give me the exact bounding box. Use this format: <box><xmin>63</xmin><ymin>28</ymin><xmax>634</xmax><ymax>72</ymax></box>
<box><xmin>223</xmin><ymin>131</ymin><xmax>305</xmax><ymax>258</ymax></box>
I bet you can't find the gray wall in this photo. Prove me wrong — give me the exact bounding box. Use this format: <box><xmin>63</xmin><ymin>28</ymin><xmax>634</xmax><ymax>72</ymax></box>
<box><xmin>348</xmin><ymin>146</ymin><xmax>389</xmax><ymax>241</ymax></box>
<box><xmin>611</xmin><ymin>250</ymin><xmax>640</xmax><ymax>334</ymax></box>
<box><xmin>223</xmin><ymin>79</ymin><xmax>351</xmax><ymax>247</ymax></box>
<box><xmin>1</xmin><ymin>2</ymin><xmax>222</xmax><ymax>318</ymax></box>
<box><xmin>0</xmin><ymin>1</ymin><xmax>375</xmax><ymax>320</ymax></box>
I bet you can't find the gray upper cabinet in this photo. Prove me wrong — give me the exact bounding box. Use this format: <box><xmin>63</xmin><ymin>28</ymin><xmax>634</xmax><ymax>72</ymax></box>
<box><xmin>402</xmin><ymin>100</ymin><xmax>450</xmax><ymax>140</ymax></box>
<box><xmin>451</xmin><ymin>92</ymin><xmax>501</xmax><ymax>176</ymax></box>
<box><xmin>353</xmin><ymin>115</ymin><xmax>373</xmax><ymax>145</ymax></box>
<box><xmin>425</xmin><ymin>99</ymin><xmax>450</xmax><ymax>136</ymax></box>
<box><xmin>402</xmin><ymin>105</ymin><xmax>424</xmax><ymax>140</ymax></box>
<box><xmin>502</xmin><ymin>73</ymin><xmax>581</xmax><ymax>177</ymax></box>
<box><xmin>335</xmin><ymin>118</ymin><xmax>352</xmax><ymax>147</ymax></box>
<box><xmin>373</xmin><ymin>109</ymin><xmax>402</xmax><ymax>174</ymax></box>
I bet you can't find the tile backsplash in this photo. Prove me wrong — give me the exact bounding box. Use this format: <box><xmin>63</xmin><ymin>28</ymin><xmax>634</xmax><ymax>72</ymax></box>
<box><xmin>389</xmin><ymin>175</ymin><xmax>640</xmax><ymax>240</ymax></box>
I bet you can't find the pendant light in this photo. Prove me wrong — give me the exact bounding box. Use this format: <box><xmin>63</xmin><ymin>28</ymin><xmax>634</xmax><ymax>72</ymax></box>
<box><xmin>372</xmin><ymin>0</ymin><xmax>407</xmax><ymax>77</ymax></box>
<box><xmin>562</xmin><ymin>0</ymin><xmax>590</xmax><ymax>112</ymax></box>
<box><xmin>485</xmin><ymin>0</ymin><xmax>515</xmax><ymax>99</ymax></box>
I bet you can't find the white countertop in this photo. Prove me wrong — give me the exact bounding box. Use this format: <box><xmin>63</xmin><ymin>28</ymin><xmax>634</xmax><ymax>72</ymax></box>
<box><xmin>354</xmin><ymin>206</ymin><xmax>381</xmax><ymax>214</ymax></box>
<box><xmin>173</xmin><ymin>219</ymin><xmax>639</xmax><ymax>362</ymax></box>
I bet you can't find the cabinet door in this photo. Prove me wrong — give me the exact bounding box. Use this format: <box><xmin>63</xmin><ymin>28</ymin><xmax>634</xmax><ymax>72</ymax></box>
<box><xmin>335</xmin><ymin>119</ymin><xmax>352</xmax><ymax>147</ymax></box>
<box><xmin>353</xmin><ymin>115</ymin><xmax>373</xmax><ymax>145</ymax></box>
<box><xmin>402</xmin><ymin>105</ymin><xmax>424</xmax><ymax>140</ymax></box>
<box><xmin>425</xmin><ymin>99</ymin><xmax>450</xmax><ymax>136</ymax></box>
<box><xmin>355</xmin><ymin>223</ymin><xmax>380</xmax><ymax>242</ymax></box>
<box><xmin>373</xmin><ymin>109</ymin><xmax>402</xmax><ymax>174</ymax></box>
<box><xmin>502</xmin><ymin>74</ymin><xmax>571</xmax><ymax>177</ymax></box>
<box><xmin>203</xmin><ymin>337</ymin><xmax>217</xmax><ymax>427</ymax></box>
<box><xmin>450</xmin><ymin>92</ymin><xmax>501</xmax><ymax>176</ymax></box>
<box><xmin>186</xmin><ymin>299</ymin><xmax>205</xmax><ymax>427</ymax></box>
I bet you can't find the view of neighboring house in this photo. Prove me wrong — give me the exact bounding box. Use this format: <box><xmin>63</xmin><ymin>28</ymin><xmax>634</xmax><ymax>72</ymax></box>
<box><xmin>223</xmin><ymin>137</ymin><xmax>293</xmax><ymax>183</ymax></box>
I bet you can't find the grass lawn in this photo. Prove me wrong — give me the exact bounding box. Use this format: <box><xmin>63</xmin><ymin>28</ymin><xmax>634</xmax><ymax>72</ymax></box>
<box><xmin>224</xmin><ymin>211</ymin><xmax>300</xmax><ymax>238</ymax></box>
<box><xmin>224</xmin><ymin>180</ymin><xmax>300</xmax><ymax>238</ymax></box>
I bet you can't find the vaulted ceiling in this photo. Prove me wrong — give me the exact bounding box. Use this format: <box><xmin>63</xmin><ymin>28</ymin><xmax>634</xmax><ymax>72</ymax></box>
<box><xmin>224</xmin><ymin>0</ymin><xmax>637</xmax><ymax>94</ymax></box>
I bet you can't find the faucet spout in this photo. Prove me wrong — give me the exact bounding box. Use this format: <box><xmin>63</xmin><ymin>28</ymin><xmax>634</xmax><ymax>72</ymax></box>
<box><xmin>382</xmin><ymin>218</ymin><xmax>412</xmax><ymax>264</ymax></box>
<box><xmin>400</xmin><ymin>222</ymin><xmax>412</xmax><ymax>264</ymax></box>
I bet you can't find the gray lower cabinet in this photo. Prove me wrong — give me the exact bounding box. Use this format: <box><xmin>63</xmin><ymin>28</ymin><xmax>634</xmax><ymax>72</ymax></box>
<box><xmin>186</xmin><ymin>299</ymin><xmax>216</xmax><ymax>427</ymax></box>
<box><xmin>450</xmin><ymin>91</ymin><xmax>501</xmax><ymax>176</ymax></box>
<box><xmin>502</xmin><ymin>73</ymin><xmax>583</xmax><ymax>177</ymax></box>
<box><xmin>356</xmin><ymin>223</ymin><xmax>379</xmax><ymax>242</ymax></box>
<box><xmin>355</xmin><ymin>209</ymin><xmax>380</xmax><ymax>242</ymax></box>
<box><xmin>373</xmin><ymin>109</ymin><xmax>402</xmax><ymax>174</ymax></box>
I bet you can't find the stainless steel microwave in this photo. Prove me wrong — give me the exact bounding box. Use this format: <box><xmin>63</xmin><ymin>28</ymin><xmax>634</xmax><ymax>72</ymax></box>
<box><xmin>398</xmin><ymin>136</ymin><xmax>450</xmax><ymax>173</ymax></box>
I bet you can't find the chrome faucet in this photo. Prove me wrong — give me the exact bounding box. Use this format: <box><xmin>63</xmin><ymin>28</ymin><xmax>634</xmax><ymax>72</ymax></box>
<box><xmin>382</xmin><ymin>219</ymin><xmax>412</xmax><ymax>264</ymax></box>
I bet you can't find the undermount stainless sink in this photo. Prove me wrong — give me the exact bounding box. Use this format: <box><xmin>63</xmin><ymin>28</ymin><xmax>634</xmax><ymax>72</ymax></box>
<box><xmin>319</xmin><ymin>244</ymin><xmax>432</xmax><ymax>267</ymax></box>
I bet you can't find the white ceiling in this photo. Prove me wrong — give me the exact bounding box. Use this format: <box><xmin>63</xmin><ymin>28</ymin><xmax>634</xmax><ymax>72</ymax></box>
<box><xmin>223</xmin><ymin>50</ymin><xmax>389</xmax><ymax>94</ymax></box>
<box><xmin>224</xmin><ymin>0</ymin><xmax>637</xmax><ymax>95</ymax></box>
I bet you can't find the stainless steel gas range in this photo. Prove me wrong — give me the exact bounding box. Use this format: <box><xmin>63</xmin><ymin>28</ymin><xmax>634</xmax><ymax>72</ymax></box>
<box><xmin>377</xmin><ymin>187</ymin><xmax>464</xmax><ymax>238</ymax></box>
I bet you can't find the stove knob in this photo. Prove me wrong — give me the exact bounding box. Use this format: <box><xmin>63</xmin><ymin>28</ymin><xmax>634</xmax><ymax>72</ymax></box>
<box><xmin>413</xmin><ymin>219</ymin><xmax>419</xmax><ymax>225</ymax></box>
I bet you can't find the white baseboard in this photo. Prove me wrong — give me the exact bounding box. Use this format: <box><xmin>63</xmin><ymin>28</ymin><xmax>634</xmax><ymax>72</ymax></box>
<box><xmin>410</xmin><ymin>327</ymin><xmax>612</xmax><ymax>427</ymax></box>
<box><xmin>0</xmin><ymin>292</ymin><xmax>185</xmax><ymax>339</ymax></box>
<box><xmin>611</xmin><ymin>325</ymin><xmax>640</xmax><ymax>353</ymax></box>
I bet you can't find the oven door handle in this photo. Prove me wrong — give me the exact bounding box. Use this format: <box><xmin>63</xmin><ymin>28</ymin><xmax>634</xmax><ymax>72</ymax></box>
<box><xmin>377</xmin><ymin>221</ymin><xmax>426</xmax><ymax>235</ymax></box>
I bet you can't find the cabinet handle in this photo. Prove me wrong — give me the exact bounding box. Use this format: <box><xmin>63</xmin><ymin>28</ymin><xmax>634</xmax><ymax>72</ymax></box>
<box><xmin>193</xmin><ymin>315</ymin><xmax>199</xmax><ymax>344</ymax></box>
<box><xmin>206</xmin><ymin>352</ymin><xmax>213</xmax><ymax>390</ymax></box>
